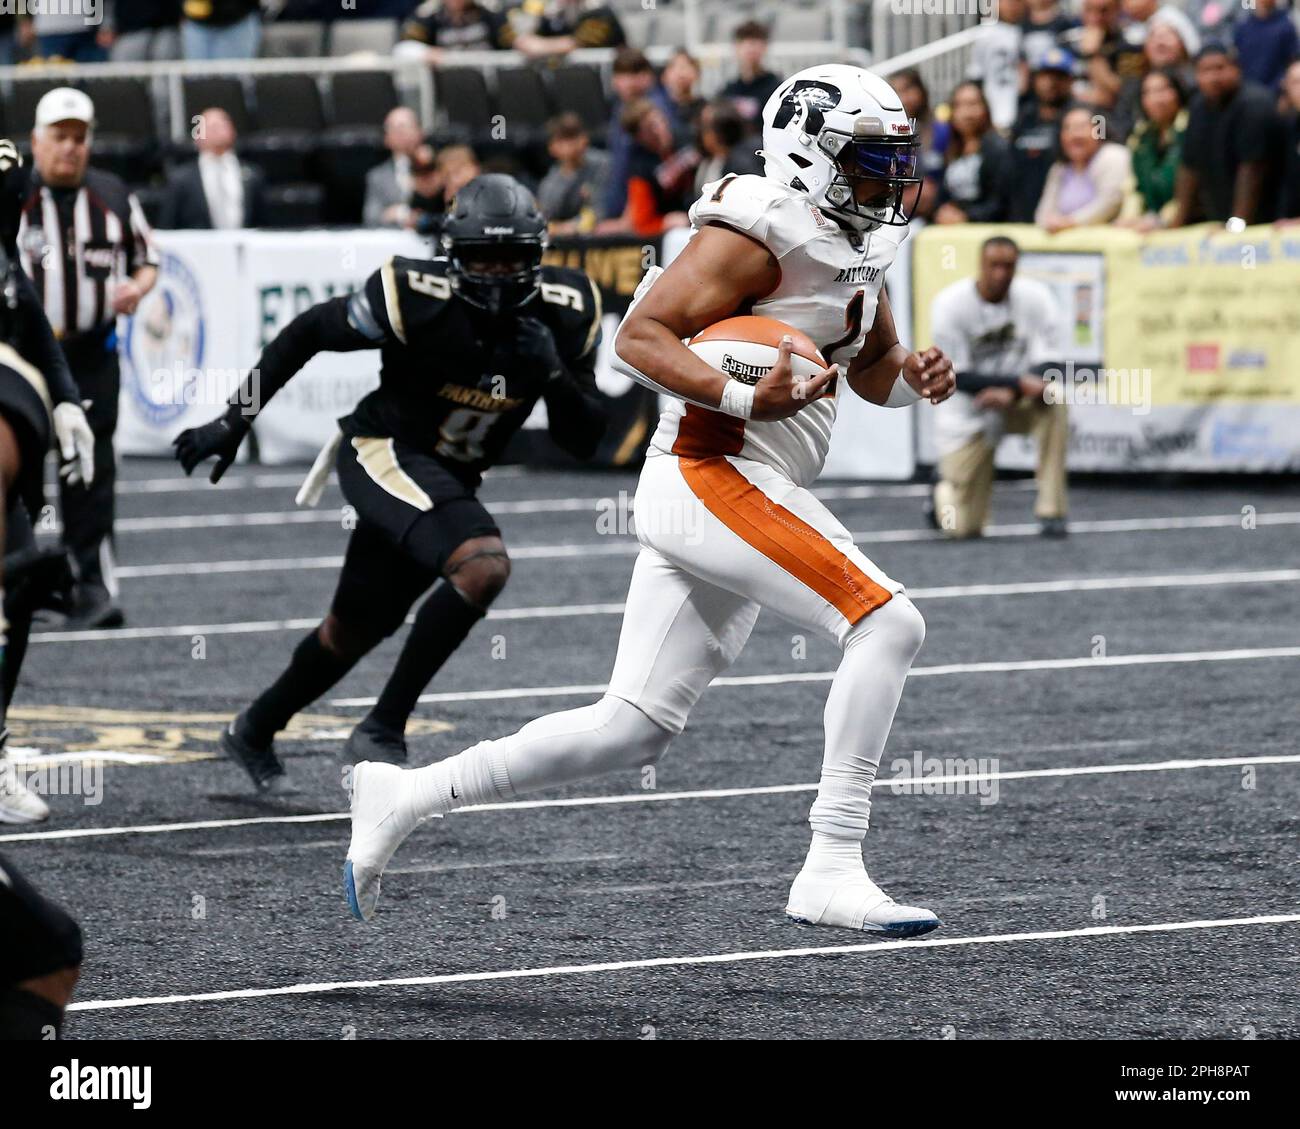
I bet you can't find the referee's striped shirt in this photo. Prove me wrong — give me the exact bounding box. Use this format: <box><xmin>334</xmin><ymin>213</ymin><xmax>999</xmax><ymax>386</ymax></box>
<box><xmin>16</xmin><ymin>167</ymin><xmax>158</xmax><ymax>345</ymax></box>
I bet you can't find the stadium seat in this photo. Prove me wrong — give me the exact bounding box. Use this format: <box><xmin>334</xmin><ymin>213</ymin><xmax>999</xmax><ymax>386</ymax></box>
<box><xmin>652</xmin><ymin>9</ymin><xmax>687</xmax><ymax>48</ymax></box>
<box><xmin>329</xmin><ymin>18</ymin><xmax>400</xmax><ymax>57</ymax></box>
<box><xmin>183</xmin><ymin>76</ymin><xmax>253</xmax><ymax>135</ymax></box>
<box><xmin>262</xmin><ymin>182</ymin><xmax>326</xmax><ymax>227</ymax></box>
<box><xmin>328</xmin><ymin>70</ymin><xmax>398</xmax><ymax>130</ymax></box>
<box><xmin>82</xmin><ymin>78</ymin><xmax>161</xmax><ymax>185</ymax></box>
<box><xmin>773</xmin><ymin>8</ymin><xmax>831</xmax><ymax>40</ymax></box>
<box><xmin>618</xmin><ymin>10</ymin><xmax>654</xmax><ymax>46</ymax></box>
<box><xmin>548</xmin><ymin>65</ymin><xmax>608</xmax><ymax>145</ymax></box>
<box><xmin>9</xmin><ymin>78</ymin><xmax>68</xmax><ymax>134</ymax></box>
<box><xmin>493</xmin><ymin>68</ymin><xmax>553</xmax><ymax>150</ymax></box>
<box><xmin>244</xmin><ymin>74</ymin><xmax>326</xmax><ymax>185</ymax></box>
<box><xmin>434</xmin><ymin>67</ymin><xmax>494</xmax><ymax>145</ymax></box>
<box><xmin>259</xmin><ymin>20</ymin><xmax>327</xmax><ymax>58</ymax></box>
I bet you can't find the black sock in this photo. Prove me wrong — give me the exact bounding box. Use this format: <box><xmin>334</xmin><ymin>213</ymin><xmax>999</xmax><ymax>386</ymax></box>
<box><xmin>366</xmin><ymin>583</ymin><xmax>484</xmax><ymax>734</ymax></box>
<box><xmin>0</xmin><ymin>987</ymin><xmax>64</xmax><ymax>1039</ymax></box>
<box><xmin>244</xmin><ymin>630</ymin><xmax>362</xmax><ymax>745</ymax></box>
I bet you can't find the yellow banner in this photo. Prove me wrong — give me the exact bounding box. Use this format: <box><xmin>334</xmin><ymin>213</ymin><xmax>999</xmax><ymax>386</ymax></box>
<box><xmin>911</xmin><ymin>222</ymin><xmax>1300</xmax><ymax>405</ymax></box>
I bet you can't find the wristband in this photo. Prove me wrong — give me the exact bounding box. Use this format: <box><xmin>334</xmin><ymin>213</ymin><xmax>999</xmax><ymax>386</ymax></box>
<box><xmin>884</xmin><ymin>373</ymin><xmax>923</xmax><ymax>408</ymax></box>
<box><xmin>718</xmin><ymin>378</ymin><xmax>756</xmax><ymax>419</ymax></box>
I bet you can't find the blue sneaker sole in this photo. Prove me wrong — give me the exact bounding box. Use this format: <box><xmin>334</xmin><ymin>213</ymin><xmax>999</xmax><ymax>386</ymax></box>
<box><xmin>343</xmin><ymin>860</ymin><xmax>365</xmax><ymax>921</ymax></box>
<box><xmin>787</xmin><ymin>913</ymin><xmax>941</xmax><ymax>938</ymax></box>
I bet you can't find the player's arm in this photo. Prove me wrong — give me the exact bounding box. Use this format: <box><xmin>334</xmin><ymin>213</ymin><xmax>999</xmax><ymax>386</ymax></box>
<box><xmin>845</xmin><ymin>289</ymin><xmax>954</xmax><ymax>407</ymax></box>
<box><xmin>512</xmin><ymin>301</ymin><xmax>607</xmax><ymax>460</ymax></box>
<box><xmin>173</xmin><ymin>277</ymin><xmax>385</xmax><ymax>483</ymax></box>
<box><xmin>614</xmin><ymin>223</ymin><xmax>836</xmax><ymax>422</ymax></box>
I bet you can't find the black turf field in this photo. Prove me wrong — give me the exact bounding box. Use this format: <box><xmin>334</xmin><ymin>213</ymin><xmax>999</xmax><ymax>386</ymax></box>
<box><xmin>3</xmin><ymin>460</ymin><xmax>1298</xmax><ymax>1040</ymax></box>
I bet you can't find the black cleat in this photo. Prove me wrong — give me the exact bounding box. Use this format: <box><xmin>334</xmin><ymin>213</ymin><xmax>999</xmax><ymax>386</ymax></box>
<box><xmin>344</xmin><ymin>718</ymin><xmax>408</xmax><ymax>766</ymax></box>
<box><xmin>1039</xmin><ymin>517</ymin><xmax>1069</xmax><ymax>539</ymax></box>
<box><xmin>63</xmin><ymin>582</ymin><xmax>125</xmax><ymax>630</ymax></box>
<box><xmin>220</xmin><ymin>709</ymin><xmax>287</xmax><ymax>793</ymax></box>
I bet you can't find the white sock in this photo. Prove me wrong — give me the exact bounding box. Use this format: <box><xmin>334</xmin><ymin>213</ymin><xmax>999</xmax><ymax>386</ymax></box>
<box><xmin>405</xmin><ymin>696</ymin><xmax>671</xmax><ymax>821</ymax></box>
<box><xmin>802</xmin><ymin>830</ymin><xmax>866</xmax><ymax>877</ymax></box>
<box><xmin>808</xmin><ymin>596</ymin><xmax>925</xmax><ymax>838</ymax></box>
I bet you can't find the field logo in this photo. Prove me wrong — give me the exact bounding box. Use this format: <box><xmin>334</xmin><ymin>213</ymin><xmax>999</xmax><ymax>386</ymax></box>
<box><xmin>121</xmin><ymin>250</ymin><xmax>206</xmax><ymax>427</ymax></box>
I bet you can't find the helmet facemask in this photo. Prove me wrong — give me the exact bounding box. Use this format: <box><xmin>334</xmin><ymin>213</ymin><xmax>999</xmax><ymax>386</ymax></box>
<box><xmin>443</xmin><ymin>235</ymin><xmax>545</xmax><ymax>317</ymax></box>
<box><xmin>817</xmin><ymin>128</ymin><xmax>922</xmax><ymax>231</ymax></box>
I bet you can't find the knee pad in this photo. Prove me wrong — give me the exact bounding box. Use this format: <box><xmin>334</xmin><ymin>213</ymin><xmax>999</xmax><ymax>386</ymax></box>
<box><xmin>846</xmin><ymin>594</ymin><xmax>925</xmax><ymax>663</ymax></box>
<box><xmin>594</xmin><ymin>695</ymin><xmax>674</xmax><ymax>770</ymax></box>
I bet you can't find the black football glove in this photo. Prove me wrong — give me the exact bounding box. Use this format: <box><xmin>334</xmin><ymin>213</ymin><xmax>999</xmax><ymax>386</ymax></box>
<box><xmin>513</xmin><ymin>316</ymin><xmax>567</xmax><ymax>383</ymax></box>
<box><xmin>172</xmin><ymin>411</ymin><xmax>250</xmax><ymax>484</ymax></box>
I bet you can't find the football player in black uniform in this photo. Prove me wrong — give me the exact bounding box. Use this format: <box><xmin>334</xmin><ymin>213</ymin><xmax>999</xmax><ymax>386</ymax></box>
<box><xmin>0</xmin><ymin>140</ymin><xmax>95</xmax><ymax>825</ymax></box>
<box><xmin>175</xmin><ymin>175</ymin><xmax>606</xmax><ymax>790</ymax></box>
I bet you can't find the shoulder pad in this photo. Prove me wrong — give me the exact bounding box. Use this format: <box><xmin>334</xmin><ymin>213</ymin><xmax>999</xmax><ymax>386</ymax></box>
<box><xmin>688</xmin><ymin>174</ymin><xmax>826</xmax><ymax>261</ymax></box>
<box><xmin>375</xmin><ymin>256</ymin><xmax>451</xmax><ymax>343</ymax></box>
<box><xmin>538</xmin><ymin>264</ymin><xmax>602</xmax><ymax>360</ymax></box>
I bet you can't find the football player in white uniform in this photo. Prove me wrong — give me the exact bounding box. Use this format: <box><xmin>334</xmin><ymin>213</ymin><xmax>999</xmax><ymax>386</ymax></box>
<box><xmin>343</xmin><ymin>65</ymin><xmax>957</xmax><ymax>934</ymax></box>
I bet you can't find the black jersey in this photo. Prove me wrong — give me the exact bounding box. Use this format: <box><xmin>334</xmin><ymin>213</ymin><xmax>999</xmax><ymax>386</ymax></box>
<box><xmin>341</xmin><ymin>256</ymin><xmax>602</xmax><ymax>479</ymax></box>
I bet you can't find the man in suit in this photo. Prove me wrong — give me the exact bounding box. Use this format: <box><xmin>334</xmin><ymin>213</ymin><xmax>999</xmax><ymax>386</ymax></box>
<box><xmin>158</xmin><ymin>108</ymin><xmax>267</xmax><ymax>230</ymax></box>
<box><xmin>363</xmin><ymin>107</ymin><xmax>425</xmax><ymax>229</ymax></box>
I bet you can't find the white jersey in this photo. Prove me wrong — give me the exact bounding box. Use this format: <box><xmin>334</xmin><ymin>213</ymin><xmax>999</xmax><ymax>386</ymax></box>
<box><xmin>645</xmin><ymin>174</ymin><xmax>906</xmax><ymax>488</ymax></box>
<box><xmin>929</xmin><ymin>275</ymin><xmax>1061</xmax><ymax>455</ymax></box>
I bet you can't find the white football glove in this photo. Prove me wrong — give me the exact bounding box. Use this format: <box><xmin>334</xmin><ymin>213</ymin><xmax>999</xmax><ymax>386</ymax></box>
<box><xmin>53</xmin><ymin>400</ymin><xmax>95</xmax><ymax>488</ymax></box>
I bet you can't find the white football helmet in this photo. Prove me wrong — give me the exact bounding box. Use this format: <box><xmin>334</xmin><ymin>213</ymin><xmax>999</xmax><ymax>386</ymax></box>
<box><xmin>760</xmin><ymin>64</ymin><xmax>921</xmax><ymax>232</ymax></box>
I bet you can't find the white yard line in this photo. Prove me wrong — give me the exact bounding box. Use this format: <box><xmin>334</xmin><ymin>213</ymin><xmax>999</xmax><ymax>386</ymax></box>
<box><xmin>4</xmin><ymin>752</ymin><xmax>1296</xmax><ymax>845</ymax></box>
<box><xmin>29</xmin><ymin>569</ymin><xmax>1300</xmax><ymax>645</ymax></box>
<box><xmin>64</xmin><ymin>912</ymin><xmax>1300</xmax><ymax>1013</ymax></box>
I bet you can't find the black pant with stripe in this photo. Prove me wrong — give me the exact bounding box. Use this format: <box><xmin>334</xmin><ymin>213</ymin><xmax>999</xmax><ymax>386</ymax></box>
<box><xmin>58</xmin><ymin>342</ymin><xmax>119</xmax><ymax>593</ymax></box>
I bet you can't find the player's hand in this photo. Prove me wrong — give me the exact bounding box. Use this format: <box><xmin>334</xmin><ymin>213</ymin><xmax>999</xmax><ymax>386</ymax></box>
<box><xmin>514</xmin><ymin>316</ymin><xmax>565</xmax><ymax>381</ymax></box>
<box><xmin>173</xmin><ymin>412</ymin><xmax>250</xmax><ymax>484</ymax></box>
<box><xmin>975</xmin><ymin>386</ymin><xmax>1017</xmax><ymax>411</ymax></box>
<box><xmin>53</xmin><ymin>400</ymin><xmax>95</xmax><ymax>488</ymax></box>
<box><xmin>751</xmin><ymin>335</ymin><xmax>837</xmax><ymax>421</ymax></box>
<box><xmin>903</xmin><ymin>347</ymin><xmax>955</xmax><ymax>404</ymax></box>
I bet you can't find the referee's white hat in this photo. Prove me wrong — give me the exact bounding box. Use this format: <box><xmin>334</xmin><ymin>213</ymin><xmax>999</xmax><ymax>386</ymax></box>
<box><xmin>34</xmin><ymin>87</ymin><xmax>96</xmax><ymax>130</ymax></box>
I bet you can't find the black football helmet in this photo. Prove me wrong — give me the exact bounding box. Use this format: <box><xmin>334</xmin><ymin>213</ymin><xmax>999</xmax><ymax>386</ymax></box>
<box><xmin>441</xmin><ymin>174</ymin><xmax>547</xmax><ymax>316</ymax></box>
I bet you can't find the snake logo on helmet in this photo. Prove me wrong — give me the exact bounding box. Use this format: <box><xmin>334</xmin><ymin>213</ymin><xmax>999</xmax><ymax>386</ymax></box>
<box><xmin>759</xmin><ymin>64</ymin><xmax>921</xmax><ymax>232</ymax></box>
<box><xmin>440</xmin><ymin>173</ymin><xmax>547</xmax><ymax>316</ymax></box>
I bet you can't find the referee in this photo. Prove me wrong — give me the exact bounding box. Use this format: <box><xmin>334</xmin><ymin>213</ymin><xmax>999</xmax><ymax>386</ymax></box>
<box><xmin>17</xmin><ymin>88</ymin><xmax>158</xmax><ymax>628</ymax></box>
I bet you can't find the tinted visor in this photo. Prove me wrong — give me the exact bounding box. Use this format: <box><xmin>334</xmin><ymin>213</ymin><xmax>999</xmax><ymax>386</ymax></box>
<box><xmin>457</xmin><ymin>240</ymin><xmax>544</xmax><ymax>279</ymax></box>
<box><xmin>838</xmin><ymin>137</ymin><xmax>921</xmax><ymax>183</ymax></box>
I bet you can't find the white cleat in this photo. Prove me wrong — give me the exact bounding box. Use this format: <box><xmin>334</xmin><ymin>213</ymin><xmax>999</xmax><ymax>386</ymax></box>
<box><xmin>786</xmin><ymin>869</ymin><xmax>940</xmax><ymax>938</ymax></box>
<box><xmin>343</xmin><ymin>760</ymin><xmax>431</xmax><ymax>922</ymax></box>
<box><xmin>0</xmin><ymin>752</ymin><xmax>49</xmax><ymax>824</ymax></box>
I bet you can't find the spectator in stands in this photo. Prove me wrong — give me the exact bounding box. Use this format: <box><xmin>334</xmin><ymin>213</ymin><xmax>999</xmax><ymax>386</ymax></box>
<box><xmin>1172</xmin><ymin>43</ymin><xmax>1284</xmax><ymax>225</ymax></box>
<box><xmin>1036</xmin><ymin>104</ymin><xmax>1133</xmax><ymax>230</ymax></box>
<box><xmin>1066</xmin><ymin>0</ymin><xmax>1146</xmax><ymax>136</ymax></box>
<box><xmin>395</xmin><ymin>0</ymin><xmax>507</xmax><ymax>63</ymax></box>
<box><xmin>1119</xmin><ymin>68</ymin><xmax>1188</xmax><ymax>228</ymax></box>
<box><xmin>182</xmin><ymin>0</ymin><xmax>261</xmax><ymax>61</ymax></box>
<box><xmin>364</xmin><ymin>107</ymin><xmax>427</xmax><ymax>229</ymax></box>
<box><xmin>720</xmin><ymin>21</ymin><xmax>782</xmax><ymax>135</ymax></box>
<box><xmin>33</xmin><ymin>10</ymin><xmax>110</xmax><ymax>62</ymax></box>
<box><xmin>934</xmin><ymin>81</ymin><xmax>1014</xmax><ymax>225</ymax></box>
<box><xmin>694</xmin><ymin>99</ymin><xmax>763</xmax><ymax>196</ymax></box>
<box><xmin>537</xmin><ymin>113</ymin><xmax>609</xmax><ymax>232</ymax></box>
<box><xmin>967</xmin><ymin>0</ymin><xmax>1028</xmax><ymax>131</ymax></box>
<box><xmin>1233</xmin><ymin>0</ymin><xmax>1299</xmax><ymax>92</ymax></box>
<box><xmin>662</xmin><ymin>49</ymin><xmax>706</xmax><ymax>147</ymax></box>
<box><xmin>502</xmin><ymin>0</ymin><xmax>625</xmax><ymax>60</ymax></box>
<box><xmin>436</xmin><ymin>143</ymin><xmax>481</xmax><ymax>201</ymax></box>
<box><xmin>1114</xmin><ymin>7</ymin><xmax>1198</xmax><ymax>126</ymax></box>
<box><xmin>602</xmin><ymin>48</ymin><xmax>673</xmax><ymax>220</ymax></box>
<box><xmin>890</xmin><ymin>69</ymin><xmax>948</xmax><ymax>221</ymax></box>
<box><xmin>930</xmin><ymin>236</ymin><xmax>1069</xmax><ymax>540</ymax></box>
<box><xmin>600</xmin><ymin>98</ymin><xmax>693</xmax><ymax>237</ymax></box>
<box><xmin>1278</xmin><ymin>60</ymin><xmax>1300</xmax><ymax>219</ymax></box>
<box><xmin>1009</xmin><ymin>48</ymin><xmax>1076</xmax><ymax>222</ymax></box>
<box><xmin>159</xmin><ymin>108</ymin><xmax>268</xmax><ymax>230</ymax></box>
<box><xmin>1023</xmin><ymin>0</ymin><xmax>1079</xmax><ymax>66</ymax></box>
<box><xmin>0</xmin><ymin>10</ymin><xmax>20</xmax><ymax>66</ymax></box>
<box><xmin>110</xmin><ymin>1</ymin><xmax>182</xmax><ymax>62</ymax></box>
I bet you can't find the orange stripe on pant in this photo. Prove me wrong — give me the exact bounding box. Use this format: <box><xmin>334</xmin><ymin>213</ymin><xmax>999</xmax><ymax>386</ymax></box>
<box><xmin>678</xmin><ymin>455</ymin><xmax>893</xmax><ymax>626</ymax></box>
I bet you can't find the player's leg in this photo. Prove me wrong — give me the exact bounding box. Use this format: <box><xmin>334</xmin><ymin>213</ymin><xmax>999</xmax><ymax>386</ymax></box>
<box><xmin>1005</xmin><ymin>397</ymin><xmax>1069</xmax><ymax>533</ymax></box>
<box><xmin>646</xmin><ymin>454</ymin><xmax>936</xmax><ymax>935</ymax></box>
<box><xmin>0</xmin><ymin>852</ymin><xmax>83</xmax><ymax>1039</ymax></box>
<box><xmin>934</xmin><ymin>433</ymin><xmax>997</xmax><ymax>539</ymax></box>
<box><xmin>343</xmin><ymin>542</ymin><xmax>760</xmax><ymax>920</ymax></box>
<box><xmin>223</xmin><ymin>520</ymin><xmax>430</xmax><ymax>790</ymax></box>
<box><xmin>348</xmin><ymin>506</ymin><xmax>507</xmax><ymax>762</ymax></box>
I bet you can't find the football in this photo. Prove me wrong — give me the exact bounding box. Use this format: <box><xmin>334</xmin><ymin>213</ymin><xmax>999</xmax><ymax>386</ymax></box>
<box><xmin>688</xmin><ymin>316</ymin><xmax>827</xmax><ymax>386</ymax></box>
